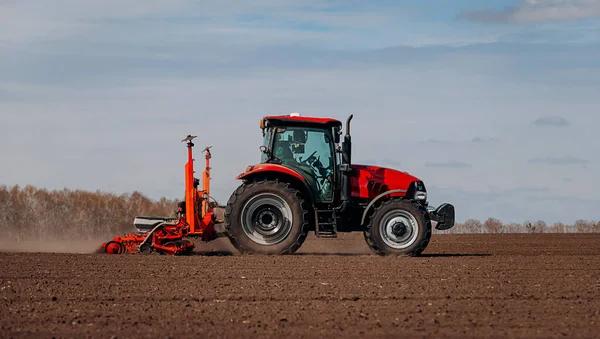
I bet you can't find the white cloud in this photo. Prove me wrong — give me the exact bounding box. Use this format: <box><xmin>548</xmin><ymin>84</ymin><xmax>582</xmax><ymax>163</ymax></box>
<box><xmin>461</xmin><ymin>0</ymin><xmax>600</xmax><ymax>23</ymax></box>
<box><xmin>0</xmin><ymin>0</ymin><xmax>512</xmax><ymax>51</ymax></box>
<box><xmin>515</xmin><ymin>0</ymin><xmax>600</xmax><ymax>22</ymax></box>
<box><xmin>0</xmin><ymin>0</ymin><xmax>187</xmax><ymax>42</ymax></box>
<box><xmin>0</xmin><ymin>0</ymin><xmax>399</xmax><ymax>46</ymax></box>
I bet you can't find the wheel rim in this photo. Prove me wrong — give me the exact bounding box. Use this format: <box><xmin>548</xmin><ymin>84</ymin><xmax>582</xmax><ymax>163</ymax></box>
<box><xmin>105</xmin><ymin>241</ymin><xmax>122</xmax><ymax>254</ymax></box>
<box><xmin>379</xmin><ymin>210</ymin><xmax>420</xmax><ymax>249</ymax></box>
<box><xmin>241</xmin><ymin>193</ymin><xmax>293</xmax><ymax>245</ymax></box>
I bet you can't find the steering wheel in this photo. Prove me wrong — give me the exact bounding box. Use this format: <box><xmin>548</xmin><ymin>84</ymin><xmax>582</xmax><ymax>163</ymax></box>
<box><xmin>312</xmin><ymin>156</ymin><xmax>328</xmax><ymax>177</ymax></box>
<box><xmin>300</xmin><ymin>151</ymin><xmax>317</xmax><ymax>164</ymax></box>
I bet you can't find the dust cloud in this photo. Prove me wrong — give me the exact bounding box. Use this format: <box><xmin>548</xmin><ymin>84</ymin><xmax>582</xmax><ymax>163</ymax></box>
<box><xmin>0</xmin><ymin>239</ymin><xmax>105</xmax><ymax>254</ymax></box>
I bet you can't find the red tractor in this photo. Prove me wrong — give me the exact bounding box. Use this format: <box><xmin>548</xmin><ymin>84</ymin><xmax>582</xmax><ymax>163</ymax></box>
<box><xmin>224</xmin><ymin>113</ymin><xmax>455</xmax><ymax>256</ymax></box>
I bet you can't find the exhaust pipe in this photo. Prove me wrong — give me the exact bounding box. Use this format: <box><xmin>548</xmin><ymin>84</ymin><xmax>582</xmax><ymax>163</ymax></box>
<box><xmin>340</xmin><ymin>114</ymin><xmax>353</xmax><ymax>203</ymax></box>
<box><xmin>343</xmin><ymin>114</ymin><xmax>353</xmax><ymax>165</ymax></box>
<box><xmin>346</xmin><ymin>114</ymin><xmax>353</xmax><ymax>136</ymax></box>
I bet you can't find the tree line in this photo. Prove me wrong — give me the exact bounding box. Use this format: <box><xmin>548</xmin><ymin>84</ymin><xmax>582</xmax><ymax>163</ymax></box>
<box><xmin>0</xmin><ymin>184</ymin><xmax>178</xmax><ymax>241</ymax></box>
<box><xmin>433</xmin><ymin>217</ymin><xmax>600</xmax><ymax>234</ymax></box>
<box><xmin>0</xmin><ymin>184</ymin><xmax>598</xmax><ymax>241</ymax></box>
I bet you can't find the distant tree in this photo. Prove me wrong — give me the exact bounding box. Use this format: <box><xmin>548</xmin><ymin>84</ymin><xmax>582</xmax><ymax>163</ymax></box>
<box><xmin>549</xmin><ymin>222</ymin><xmax>566</xmax><ymax>233</ymax></box>
<box><xmin>524</xmin><ymin>220</ymin><xmax>536</xmax><ymax>234</ymax></box>
<box><xmin>0</xmin><ymin>185</ymin><xmax>178</xmax><ymax>242</ymax></box>
<box><xmin>504</xmin><ymin>223</ymin><xmax>522</xmax><ymax>233</ymax></box>
<box><xmin>483</xmin><ymin>217</ymin><xmax>503</xmax><ymax>233</ymax></box>
<box><xmin>532</xmin><ymin>220</ymin><xmax>547</xmax><ymax>233</ymax></box>
<box><xmin>462</xmin><ymin>219</ymin><xmax>483</xmax><ymax>233</ymax></box>
<box><xmin>575</xmin><ymin>219</ymin><xmax>595</xmax><ymax>233</ymax></box>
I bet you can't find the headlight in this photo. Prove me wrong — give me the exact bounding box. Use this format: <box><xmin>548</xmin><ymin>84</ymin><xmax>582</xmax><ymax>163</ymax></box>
<box><xmin>414</xmin><ymin>191</ymin><xmax>427</xmax><ymax>201</ymax></box>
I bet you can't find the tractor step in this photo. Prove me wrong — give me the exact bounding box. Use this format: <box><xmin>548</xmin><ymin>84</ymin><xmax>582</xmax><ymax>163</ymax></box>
<box><xmin>314</xmin><ymin>208</ymin><xmax>338</xmax><ymax>238</ymax></box>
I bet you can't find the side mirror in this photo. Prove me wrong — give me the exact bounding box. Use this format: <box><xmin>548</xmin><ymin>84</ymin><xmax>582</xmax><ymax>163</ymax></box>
<box><xmin>332</xmin><ymin>127</ymin><xmax>341</xmax><ymax>143</ymax></box>
<box><xmin>259</xmin><ymin>145</ymin><xmax>268</xmax><ymax>154</ymax></box>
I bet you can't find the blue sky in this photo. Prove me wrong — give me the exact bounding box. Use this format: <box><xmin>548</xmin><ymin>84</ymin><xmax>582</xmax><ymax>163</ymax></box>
<box><xmin>1</xmin><ymin>0</ymin><xmax>599</xmax><ymax>224</ymax></box>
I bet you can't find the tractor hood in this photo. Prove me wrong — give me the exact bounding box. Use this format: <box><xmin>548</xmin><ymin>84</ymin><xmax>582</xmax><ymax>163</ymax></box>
<box><xmin>349</xmin><ymin>164</ymin><xmax>424</xmax><ymax>200</ymax></box>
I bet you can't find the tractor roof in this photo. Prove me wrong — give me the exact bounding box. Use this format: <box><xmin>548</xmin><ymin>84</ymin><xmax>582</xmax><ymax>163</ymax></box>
<box><xmin>263</xmin><ymin>114</ymin><xmax>342</xmax><ymax>127</ymax></box>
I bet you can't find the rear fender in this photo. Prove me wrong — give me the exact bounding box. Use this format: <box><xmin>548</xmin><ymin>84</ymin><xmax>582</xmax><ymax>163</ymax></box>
<box><xmin>236</xmin><ymin>164</ymin><xmax>315</xmax><ymax>204</ymax></box>
<box><xmin>236</xmin><ymin>164</ymin><xmax>305</xmax><ymax>182</ymax></box>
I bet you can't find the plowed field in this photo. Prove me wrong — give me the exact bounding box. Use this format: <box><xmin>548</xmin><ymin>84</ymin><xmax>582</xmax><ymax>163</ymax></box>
<box><xmin>2</xmin><ymin>233</ymin><xmax>600</xmax><ymax>338</ymax></box>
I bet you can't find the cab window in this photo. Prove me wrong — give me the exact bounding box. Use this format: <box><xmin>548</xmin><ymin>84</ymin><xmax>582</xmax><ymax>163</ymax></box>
<box><xmin>272</xmin><ymin>127</ymin><xmax>335</xmax><ymax>201</ymax></box>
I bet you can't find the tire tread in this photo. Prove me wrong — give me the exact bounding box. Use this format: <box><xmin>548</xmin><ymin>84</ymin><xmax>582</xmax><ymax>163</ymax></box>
<box><xmin>224</xmin><ymin>178</ymin><xmax>309</xmax><ymax>255</ymax></box>
<box><xmin>363</xmin><ymin>198</ymin><xmax>432</xmax><ymax>256</ymax></box>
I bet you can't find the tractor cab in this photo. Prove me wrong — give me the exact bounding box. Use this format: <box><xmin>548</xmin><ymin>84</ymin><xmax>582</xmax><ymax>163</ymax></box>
<box><xmin>258</xmin><ymin>113</ymin><xmax>343</xmax><ymax>202</ymax></box>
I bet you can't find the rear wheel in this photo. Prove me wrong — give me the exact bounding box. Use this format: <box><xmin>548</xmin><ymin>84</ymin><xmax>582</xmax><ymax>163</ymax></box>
<box><xmin>224</xmin><ymin>178</ymin><xmax>309</xmax><ymax>254</ymax></box>
<box><xmin>364</xmin><ymin>199</ymin><xmax>431</xmax><ymax>256</ymax></box>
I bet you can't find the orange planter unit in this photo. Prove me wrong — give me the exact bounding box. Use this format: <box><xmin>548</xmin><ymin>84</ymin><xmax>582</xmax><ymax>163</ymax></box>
<box><xmin>100</xmin><ymin>135</ymin><xmax>220</xmax><ymax>255</ymax></box>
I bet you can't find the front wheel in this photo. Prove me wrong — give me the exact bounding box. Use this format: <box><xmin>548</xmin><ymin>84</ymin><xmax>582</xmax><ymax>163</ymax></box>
<box><xmin>364</xmin><ymin>199</ymin><xmax>431</xmax><ymax>256</ymax></box>
<box><xmin>224</xmin><ymin>178</ymin><xmax>309</xmax><ymax>255</ymax></box>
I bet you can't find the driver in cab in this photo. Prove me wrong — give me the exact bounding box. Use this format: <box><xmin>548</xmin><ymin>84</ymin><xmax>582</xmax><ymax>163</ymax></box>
<box><xmin>274</xmin><ymin>130</ymin><xmax>306</xmax><ymax>166</ymax></box>
<box><xmin>273</xmin><ymin>130</ymin><xmax>331</xmax><ymax>177</ymax></box>
<box><xmin>273</xmin><ymin>130</ymin><xmax>333</xmax><ymax>199</ymax></box>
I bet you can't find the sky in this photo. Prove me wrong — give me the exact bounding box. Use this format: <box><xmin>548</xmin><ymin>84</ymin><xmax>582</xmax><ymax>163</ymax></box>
<box><xmin>1</xmin><ymin>0</ymin><xmax>599</xmax><ymax>224</ymax></box>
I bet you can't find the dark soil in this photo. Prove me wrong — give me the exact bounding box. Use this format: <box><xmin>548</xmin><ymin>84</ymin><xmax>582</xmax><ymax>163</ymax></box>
<box><xmin>2</xmin><ymin>233</ymin><xmax>600</xmax><ymax>338</ymax></box>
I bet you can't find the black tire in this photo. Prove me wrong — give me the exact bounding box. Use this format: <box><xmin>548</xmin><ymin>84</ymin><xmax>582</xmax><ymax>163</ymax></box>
<box><xmin>224</xmin><ymin>178</ymin><xmax>309</xmax><ymax>255</ymax></box>
<box><xmin>364</xmin><ymin>199</ymin><xmax>431</xmax><ymax>256</ymax></box>
<box><xmin>139</xmin><ymin>243</ymin><xmax>153</xmax><ymax>254</ymax></box>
